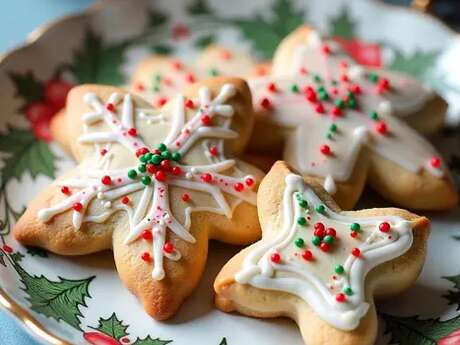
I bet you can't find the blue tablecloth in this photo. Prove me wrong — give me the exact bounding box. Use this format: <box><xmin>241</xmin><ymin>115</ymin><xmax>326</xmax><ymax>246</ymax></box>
<box><xmin>0</xmin><ymin>2</ymin><xmax>93</xmax><ymax>343</ymax></box>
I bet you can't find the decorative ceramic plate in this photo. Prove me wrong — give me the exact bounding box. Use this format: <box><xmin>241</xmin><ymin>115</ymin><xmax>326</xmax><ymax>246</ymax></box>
<box><xmin>1</xmin><ymin>0</ymin><xmax>460</xmax><ymax>344</ymax></box>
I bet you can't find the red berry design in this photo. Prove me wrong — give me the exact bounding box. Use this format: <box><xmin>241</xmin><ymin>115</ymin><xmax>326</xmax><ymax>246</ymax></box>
<box><xmin>160</xmin><ymin>159</ymin><xmax>170</xmax><ymax>171</ymax></box>
<box><xmin>185</xmin><ymin>73</ymin><xmax>195</xmax><ymax>83</ymax></box>
<box><xmin>201</xmin><ymin>115</ymin><xmax>211</xmax><ymax>126</ymax></box>
<box><xmin>83</xmin><ymin>331</ymin><xmax>120</xmax><ymax>345</ymax></box>
<box><xmin>3</xmin><ymin>245</ymin><xmax>13</xmax><ymax>254</ymax></box>
<box><xmin>336</xmin><ymin>293</ymin><xmax>346</xmax><ymax>303</ymax></box>
<box><xmin>105</xmin><ymin>103</ymin><xmax>115</xmax><ymax>112</ymax></box>
<box><xmin>321</xmin><ymin>44</ymin><xmax>331</xmax><ymax>55</ymax></box>
<box><xmin>172</xmin><ymin>24</ymin><xmax>190</xmax><ymax>40</ymax></box>
<box><xmin>142</xmin><ymin>229</ymin><xmax>153</xmax><ymax>241</ymax></box>
<box><xmin>136</xmin><ymin>147</ymin><xmax>149</xmax><ymax>157</ymax></box>
<box><xmin>315</xmin><ymin>103</ymin><xmax>325</xmax><ymax>114</ymax></box>
<box><xmin>141</xmin><ymin>252</ymin><xmax>151</xmax><ymax>262</ymax></box>
<box><xmin>163</xmin><ymin>242</ymin><xmax>174</xmax><ymax>254</ymax></box>
<box><xmin>32</xmin><ymin>118</ymin><xmax>53</xmax><ymax>142</ymax></box>
<box><xmin>350</xmin><ymin>231</ymin><xmax>358</xmax><ymax>238</ymax></box>
<box><xmin>157</xmin><ymin>97</ymin><xmax>168</xmax><ymax>107</ymax></box>
<box><xmin>431</xmin><ymin>156</ymin><xmax>441</xmax><ymax>168</ymax></box>
<box><xmin>61</xmin><ymin>186</ymin><xmax>70</xmax><ymax>195</ymax></box>
<box><xmin>73</xmin><ymin>202</ymin><xmax>83</xmax><ymax>212</ymax></box>
<box><xmin>182</xmin><ymin>193</ymin><xmax>190</xmax><ymax>202</ymax></box>
<box><xmin>147</xmin><ymin>164</ymin><xmax>157</xmax><ymax>174</ymax></box>
<box><xmin>101</xmin><ymin>176</ymin><xmax>112</xmax><ymax>185</ymax></box>
<box><xmin>209</xmin><ymin>146</ymin><xmax>218</xmax><ymax>156</ymax></box>
<box><xmin>43</xmin><ymin>79</ymin><xmax>72</xmax><ymax>110</ymax></box>
<box><xmin>25</xmin><ymin>101</ymin><xmax>54</xmax><ymax>123</ymax></box>
<box><xmin>331</xmin><ymin>106</ymin><xmax>342</xmax><ymax>117</ymax></box>
<box><xmin>234</xmin><ymin>183</ymin><xmax>244</xmax><ymax>192</ymax></box>
<box><xmin>314</xmin><ymin>222</ymin><xmax>325</xmax><ymax>237</ymax></box>
<box><xmin>185</xmin><ymin>99</ymin><xmax>194</xmax><ymax>109</ymax></box>
<box><xmin>260</xmin><ymin>97</ymin><xmax>272</xmax><ymax>110</ymax></box>
<box><xmin>121</xmin><ymin>196</ymin><xmax>130</xmax><ymax>205</ymax></box>
<box><xmin>201</xmin><ymin>173</ymin><xmax>212</xmax><ymax>183</ymax></box>
<box><xmin>270</xmin><ymin>252</ymin><xmax>281</xmax><ymax>263</ymax></box>
<box><xmin>127</xmin><ymin>128</ymin><xmax>137</xmax><ymax>136</ymax></box>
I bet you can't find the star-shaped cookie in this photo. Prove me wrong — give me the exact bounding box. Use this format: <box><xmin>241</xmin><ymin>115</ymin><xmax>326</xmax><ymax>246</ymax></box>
<box><xmin>214</xmin><ymin>161</ymin><xmax>430</xmax><ymax>345</ymax></box>
<box><xmin>247</xmin><ymin>26</ymin><xmax>457</xmax><ymax>210</ymax></box>
<box><xmin>14</xmin><ymin>77</ymin><xmax>264</xmax><ymax>319</ymax></box>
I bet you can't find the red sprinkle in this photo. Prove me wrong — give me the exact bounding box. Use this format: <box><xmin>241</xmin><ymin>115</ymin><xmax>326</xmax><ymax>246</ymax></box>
<box><xmin>135</xmin><ymin>82</ymin><xmax>145</xmax><ymax>92</ymax></box>
<box><xmin>320</xmin><ymin>144</ymin><xmax>331</xmax><ymax>155</ymax></box>
<box><xmin>101</xmin><ymin>175</ymin><xmax>112</xmax><ymax>185</ymax></box>
<box><xmin>182</xmin><ymin>193</ymin><xmax>190</xmax><ymax>202</ymax></box>
<box><xmin>299</xmin><ymin>67</ymin><xmax>308</xmax><ymax>75</ymax></box>
<box><xmin>201</xmin><ymin>173</ymin><xmax>213</xmax><ymax>183</ymax></box>
<box><xmin>147</xmin><ymin>164</ymin><xmax>157</xmax><ymax>174</ymax></box>
<box><xmin>304</xmin><ymin>87</ymin><xmax>317</xmax><ymax>103</ymax></box>
<box><xmin>321</xmin><ymin>44</ymin><xmax>331</xmax><ymax>55</ymax></box>
<box><xmin>172</xmin><ymin>61</ymin><xmax>182</xmax><ymax>70</ymax></box>
<box><xmin>319</xmin><ymin>243</ymin><xmax>330</xmax><ymax>252</ymax></box>
<box><xmin>185</xmin><ymin>73</ymin><xmax>195</xmax><ymax>83</ymax></box>
<box><xmin>351</xmin><ymin>247</ymin><xmax>361</xmax><ymax>257</ymax></box>
<box><xmin>61</xmin><ymin>186</ymin><xmax>70</xmax><ymax>195</ymax></box>
<box><xmin>155</xmin><ymin>170</ymin><xmax>166</xmax><ymax>182</ymax></box>
<box><xmin>201</xmin><ymin>115</ymin><xmax>211</xmax><ymax>126</ymax></box>
<box><xmin>163</xmin><ymin>242</ymin><xmax>174</xmax><ymax>254</ymax></box>
<box><xmin>302</xmin><ymin>250</ymin><xmax>313</xmax><ymax>261</ymax></box>
<box><xmin>267</xmin><ymin>82</ymin><xmax>277</xmax><ymax>93</ymax></box>
<box><xmin>100</xmin><ymin>148</ymin><xmax>108</xmax><ymax>156</ymax></box>
<box><xmin>185</xmin><ymin>99</ymin><xmax>194</xmax><ymax>109</ymax></box>
<box><xmin>73</xmin><ymin>202</ymin><xmax>83</xmax><ymax>212</ymax></box>
<box><xmin>209</xmin><ymin>146</ymin><xmax>218</xmax><ymax>156</ymax></box>
<box><xmin>105</xmin><ymin>103</ymin><xmax>115</xmax><ymax>112</ymax></box>
<box><xmin>326</xmin><ymin>227</ymin><xmax>336</xmax><ymax>237</ymax></box>
<box><xmin>315</xmin><ymin>103</ymin><xmax>325</xmax><ymax>114</ymax></box>
<box><xmin>220</xmin><ymin>49</ymin><xmax>232</xmax><ymax>60</ymax></box>
<box><xmin>121</xmin><ymin>196</ymin><xmax>130</xmax><ymax>205</ymax></box>
<box><xmin>379</xmin><ymin>222</ymin><xmax>391</xmax><ymax>233</ymax></box>
<box><xmin>260</xmin><ymin>97</ymin><xmax>272</xmax><ymax>110</ymax></box>
<box><xmin>245</xmin><ymin>177</ymin><xmax>254</xmax><ymax>187</ymax></box>
<box><xmin>331</xmin><ymin>106</ymin><xmax>342</xmax><ymax>117</ymax></box>
<box><xmin>171</xmin><ymin>166</ymin><xmax>182</xmax><ymax>176</ymax></box>
<box><xmin>336</xmin><ymin>293</ymin><xmax>346</xmax><ymax>303</ymax></box>
<box><xmin>234</xmin><ymin>183</ymin><xmax>244</xmax><ymax>192</ymax></box>
<box><xmin>270</xmin><ymin>252</ymin><xmax>281</xmax><ymax>263</ymax></box>
<box><xmin>350</xmin><ymin>84</ymin><xmax>361</xmax><ymax>94</ymax></box>
<box><xmin>378</xmin><ymin>78</ymin><xmax>390</xmax><ymax>90</ymax></box>
<box><xmin>142</xmin><ymin>229</ymin><xmax>153</xmax><ymax>241</ymax></box>
<box><xmin>136</xmin><ymin>147</ymin><xmax>149</xmax><ymax>157</ymax></box>
<box><xmin>160</xmin><ymin>159</ymin><xmax>170</xmax><ymax>171</ymax></box>
<box><xmin>127</xmin><ymin>128</ymin><xmax>137</xmax><ymax>136</ymax></box>
<box><xmin>314</xmin><ymin>222</ymin><xmax>325</xmax><ymax>237</ymax></box>
<box><xmin>375</xmin><ymin>121</ymin><xmax>387</xmax><ymax>135</ymax></box>
<box><xmin>340</xmin><ymin>74</ymin><xmax>349</xmax><ymax>82</ymax></box>
<box><xmin>431</xmin><ymin>156</ymin><xmax>441</xmax><ymax>168</ymax></box>
<box><xmin>157</xmin><ymin>97</ymin><xmax>168</xmax><ymax>107</ymax></box>
<box><xmin>141</xmin><ymin>252</ymin><xmax>151</xmax><ymax>262</ymax></box>
<box><xmin>350</xmin><ymin>231</ymin><xmax>358</xmax><ymax>238</ymax></box>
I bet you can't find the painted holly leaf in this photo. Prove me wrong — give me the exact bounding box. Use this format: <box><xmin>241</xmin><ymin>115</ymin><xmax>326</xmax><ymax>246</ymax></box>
<box><xmin>443</xmin><ymin>274</ymin><xmax>460</xmax><ymax>310</ymax></box>
<box><xmin>150</xmin><ymin>44</ymin><xmax>174</xmax><ymax>55</ymax></box>
<box><xmin>187</xmin><ymin>0</ymin><xmax>213</xmax><ymax>15</ymax></box>
<box><xmin>14</xmin><ymin>262</ymin><xmax>94</xmax><ymax>330</ymax></box>
<box><xmin>10</xmin><ymin>251</ymin><xmax>25</xmax><ymax>263</ymax></box>
<box><xmin>219</xmin><ymin>338</ymin><xmax>228</xmax><ymax>345</ymax></box>
<box><xmin>91</xmin><ymin>313</ymin><xmax>129</xmax><ymax>340</ymax></box>
<box><xmin>26</xmin><ymin>246</ymin><xmax>49</xmax><ymax>258</ymax></box>
<box><xmin>329</xmin><ymin>7</ymin><xmax>356</xmax><ymax>40</ymax></box>
<box><xmin>8</xmin><ymin>71</ymin><xmax>43</xmax><ymax>109</ymax></box>
<box><xmin>381</xmin><ymin>313</ymin><xmax>460</xmax><ymax>345</ymax></box>
<box><xmin>453</xmin><ymin>235</ymin><xmax>460</xmax><ymax>241</ymax></box>
<box><xmin>0</xmin><ymin>127</ymin><xmax>55</xmax><ymax>186</ymax></box>
<box><xmin>148</xmin><ymin>8</ymin><xmax>168</xmax><ymax>27</ymax></box>
<box><xmin>0</xmin><ymin>252</ymin><xmax>6</xmax><ymax>267</ymax></box>
<box><xmin>132</xmin><ymin>336</ymin><xmax>172</xmax><ymax>345</ymax></box>
<box><xmin>70</xmin><ymin>29</ymin><xmax>126</xmax><ymax>85</ymax></box>
<box><xmin>387</xmin><ymin>50</ymin><xmax>440</xmax><ymax>79</ymax></box>
<box><xmin>194</xmin><ymin>34</ymin><xmax>215</xmax><ymax>49</ymax></box>
<box><xmin>231</xmin><ymin>0</ymin><xmax>305</xmax><ymax>59</ymax></box>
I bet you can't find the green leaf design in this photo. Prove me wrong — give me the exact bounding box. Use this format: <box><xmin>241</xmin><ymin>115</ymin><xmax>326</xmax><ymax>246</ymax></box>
<box><xmin>0</xmin><ymin>128</ymin><xmax>54</xmax><ymax>186</ymax></box>
<box><xmin>381</xmin><ymin>313</ymin><xmax>460</xmax><ymax>345</ymax></box>
<box><xmin>92</xmin><ymin>313</ymin><xmax>129</xmax><ymax>340</ymax></box>
<box><xmin>26</xmin><ymin>247</ymin><xmax>49</xmax><ymax>258</ymax></box>
<box><xmin>387</xmin><ymin>50</ymin><xmax>440</xmax><ymax>78</ymax></box>
<box><xmin>70</xmin><ymin>29</ymin><xmax>127</xmax><ymax>85</ymax></box>
<box><xmin>132</xmin><ymin>336</ymin><xmax>172</xmax><ymax>345</ymax></box>
<box><xmin>194</xmin><ymin>34</ymin><xmax>215</xmax><ymax>49</ymax></box>
<box><xmin>443</xmin><ymin>274</ymin><xmax>460</xmax><ymax>310</ymax></box>
<box><xmin>187</xmin><ymin>0</ymin><xmax>213</xmax><ymax>16</ymax></box>
<box><xmin>8</xmin><ymin>71</ymin><xmax>43</xmax><ymax>107</ymax></box>
<box><xmin>150</xmin><ymin>44</ymin><xmax>174</xmax><ymax>55</ymax></box>
<box><xmin>0</xmin><ymin>127</ymin><xmax>55</xmax><ymax>186</ymax></box>
<box><xmin>148</xmin><ymin>9</ymin><xmax>168</xmax><ymax>27</ymax></box>
<box><xmin>14</xmin><ymin>262</ymin><xmax>94</xmax><ymax>330</ymax></box>
<box><xmin>231</xmin><ymin>0</ymin><xmax>305</xmax><ymax>59</ymax></box>
<box><xmin>329</xmin><ymin>7</ymin><xmax>356</xmax><ymax>40</ymax></box>
<box><xmin>10</xmin><ymin>251</ymin><xmax>25</xmax><ymax>263</ymax></box>
<box><xmin>219</xmin><ymin>338</ymin><xmax>228</xmax><ymax>345</ymax></box>
<box><xmin>0</xmin><ymin>252</ymin><xmax>6</xmax><ymax>267</ymax></box>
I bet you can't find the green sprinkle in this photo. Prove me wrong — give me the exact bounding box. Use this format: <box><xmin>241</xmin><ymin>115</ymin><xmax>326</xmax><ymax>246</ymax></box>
<box><xmin>370</xmin><ymin>111</ymin><xmax>379</xmax><ymax>120</ymax></box>
<box><xmin>138</xmin><ymin>164</ymin><xmax>146</xmax><ymax>173</ymax></box>
<box><xmin>343</xmin><ymin>287</ymin><xmax>353</xmax><ymax>296</ymax></box>
<box><xmin>348</xmin><ymin>98</ymin><xmax>357</xmax><ymax>109</ymax></box>
<box><xmin>335</xmin><ymin>99</ymin><xmax>345</xmax><ymax>109</ymax></box>
<box><xmin>323</xmin><ymin>235</ymin><xmax>335</xmax><ymax>245</ymax></box>
<box><xmin>141</xmin><ymin>176</ymin><xmax>152</xmax><ymax>185</ymax></box>
<box><xmin>312</xmin><ymin>236</ymin><xmax>321</xmax><ymax>246</ymax></box>
<box><xmin>316</xmin><ymin>205</ymin><xmax>326</xmax><ymax>214</ymax></box>
<box><xmin>298</xmin><ymin>199</ymin><xmax>308</xmax><ymax>208</ymax></box>
<box><xmin>297</xmin><ymin>217</ymin><xmax>307</xmax><ymax>226</ymax></box>
<box><xmin>335</xmin><ymin>265</ymin><xmax>345</xmax><ymax>275</ymax></box>
<box><xmin>350</xmin><ymin>223</ymin><xmax>361</xmax><ymax>232</ymax></box>
<box><xmin>317</xmin><ymin>86</ymin><xmax>325</xmax><ymax>93</ymax></box>
<box><xmin>144</xmin><ymin>152</ymin><xmax>152</xmax><ymax>161</ymax></box>
<box><xmin>291</xmin><ymin>84</ymin><xmax>299</xmax><ymax>93</ymax></box>
<box><xmin>139</xmin><ymin>154</ymin><xmax>149</xmax><ymax>163</ymax></box>
<box><xmin>327</xmin><ymin>132</ymin><xmax>333</xmax><ymax>140</ymax></box>
<box><xmin>154</xmin><ymin>74</ymin><xmax>162</xmax><ymax>82</ymax></box>
<box><xmin>172</xmin><ymin>152</ymin><xmax>181</xmax><ymax>162</ymax></box>
<box><xmin>209</xmin><ymin>68</ymin><xmax>219</xmax><ymax>76</ymax></box>
<box><xmin>313</xmin><ymin>75</ymin><xmax>322</xmax><ymax>83</ymax></box>
<box><xmin>329</xmin><ymin>124</ymin><xmax>337</xmax><ymax>133</ymax></box>
<box><xmin>368</xmin><ymin>72</ymin><xmax>379</xmax><ymax>83</ymax></box>
<box><xmin>319</xmin><ymin>91</ymin><xmax>329</xmax><ymax>101</ymax></box>
<box><xmin>152</xmin><ymin>86</ymin><xmax>160</xmax><ymax>93</ymax></box>
<box><xmin>161</xmin><ymin>150</ymin><xmax>171</xmax><ymax>160</ymax></box>
<box><xmin>294</xmin><ymin>238</ymin><xmax>305</xmax><ymax>248</ymax></box>
<box><xmin>158</xmin><ymin>143</ymin><xmax>167</xmax><ymax>151</ymax></box>
<box><xmin>127</xmin><ymin>169</ymin><xmax>137</xmax><ymax>179</ymax></box>
<box><xmin>151</xmin><ymin>154</ymin><xmax>162</xmax><ymax>165</ymax></box>
<box><xmin>331</xmin><ymin>80</ymin><xmax>338</xmax><ymax>86</ymax></box>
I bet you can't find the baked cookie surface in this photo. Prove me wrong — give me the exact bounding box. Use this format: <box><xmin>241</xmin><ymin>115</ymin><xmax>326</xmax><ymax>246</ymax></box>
<box><xmin>214</xmin><ymin>161</ymin><xmax>430</xmax><ymax>345</ymax></box>
<box><xmin>14</xmin><ymin>77</ymin><xmax>264</xmax><ymax>320</ymax></box>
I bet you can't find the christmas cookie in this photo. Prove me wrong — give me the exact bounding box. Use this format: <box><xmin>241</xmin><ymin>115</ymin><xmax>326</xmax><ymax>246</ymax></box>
<box><xmin>247</xmin><ymin>26</ymin><xmax>457</xmax><ymax>210</ymax></box>
<box><xmin>14</xmin><ymin>77</ymin><xmax>264</xmax><ymax>320</ymax></box>
<box><xmin>214</xmin><ymin>161</ymin><xmax>430</xmax><ymax>345</ymax></box>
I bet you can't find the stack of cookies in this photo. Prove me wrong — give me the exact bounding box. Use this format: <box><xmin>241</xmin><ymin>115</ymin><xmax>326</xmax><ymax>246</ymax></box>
<box><xmin>13</xmin><ymin>26</ymin><xmax>458</xmax><ymax>345</ymax></box>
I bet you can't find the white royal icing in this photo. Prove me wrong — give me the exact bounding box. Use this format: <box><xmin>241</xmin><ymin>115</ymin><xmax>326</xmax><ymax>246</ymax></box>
<box><xmin>236</xmin><ymin>174</ymin><xmax>413</xmax><ymax>330</ymax></box>
<box><xmin>38</xmin><ymin>84</ymin><xmax>257</xmax><ymax>280</ymax></box>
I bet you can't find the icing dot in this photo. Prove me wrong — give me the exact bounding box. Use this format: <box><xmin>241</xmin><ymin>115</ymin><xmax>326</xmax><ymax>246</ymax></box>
<box><xmin>260</xmin><ymin>97</ymin><xmax>272</xmax><ymax>110</ymax></box>
<box><xmin>185</xmin><ymin>99</ymin><xmax>194</xmax><ymax>109</ymax></box>
<box><xmin>160</xmin><ymin>159</ymin><xmax>170</xmax><ymax>171</ymax></box>
<box><xmin>270</xmin><ymin>253</ymin><xmax>281</xmax><ymax>264</ymax></box>
<box><xmin>101</xmin><ymin>175</ymin><xmax>112</xmax><ymax>185</ymax></box>
<box><xmin>320</xmin><ymin>44</ymin><xmax>331</xmax><ymax>55</ymax></box>
<box><xmin>181</xmin><ymin>193</ymin><xmax>190</xmax><ymax>202</ymax></box>
<box><xmin>135</xmin><ymin>82</ymin><xmax>145</xmax><ymax>92</ymax></box>
<box><xmin>267</xmin><ymin>82</ymin><xmax>277</xmax><ymax>93</ymax></box>
<box><xmin>336</xmin><ymin>293</ymin><xmax>346</xmax><ymax>303</ymax></box>
<box><xmin>320</xmin><ymin>144</ymin><xmax>331</xmax><ymax>155</ymax></box>
<box><xmin>316</xmin><ymin>205</ymin><xmax>326</xmax><ymax>214</ymax></box>
<box><xmin>141</xmin><ymin>252</ymin><xmax>151</xmax><ymax>262</ymax></box>
<box><xmin>142</xmin><ymin>229</ymin><xmax>153</xmax><ymax>241</ymax></box>
<box><xmin>245</xmin><ymin>177</ymin><xmax>254</xmax><ymax>187</ymax></box>
<box><xmin>100</xmin><ymin>148</ymin><xmax>108</xmax><ymax>156</ymax></box>
<box><xmin>351</xmin><ymin>247</ymin><xmax>361</xmax><ymax>257</ymax></box>
<box><xmin>304</xmin><ymin>87</ymin><xmax>317</xmax><ymax>103</ymax></box>
<box><xmin>350</xmin><ymin>231</ymin><xmax>358</xmax><ymax>238</ymax></box>
<box><xmin>121</xmin><ymin>196</ymin><xmax>130</xmax><ymax>205</ymax></box>
<box><xmin>171</xmin><ymin>166</ymin><xmax>182</xmax><ymax>176</ymax></box>
<box><xmin>127</xmin><ymin>128</ymin><xmax>137</xmax><ymax>137</ymax></box>
<box><xmin>172</xmin><ymin>61</ymin><xmax>182</xmax><ymax>70</ymax></box>
<box><xmin>431</xmin><ymin>156</ymin><xmax>441</xmax><ymax>168</ymax></box>
<box><xmin>147</xmin><ymin>164</ymin><xmax>157</xmax><ymax>174</ymax></box>
<box><xmin>105</xmin><ymin>103</ymin><xmax>115</xmax><ymax>112</ymax></box>
<box><xmin>209</xmin><ymin>146</ymin><xmax>218</xmax><ymax>156</ymax></box>
<box><xmin>155</xmin><ymin>171</ymin><xmax>166</xmax><ymax>182</ymax></box>
<box><xmin>315</xmin><ymin>103</ymin><xmax>325</xmax><ymax>114</ymax></box>
<box><xmin>379</xmin><ymin>222</ymin><xmax>391</xmax><ymax>233</ymax></box>
<box><xmin>61</xmin><ymin>186</ymin><xmax>70</xmax><ymax>195</ymax></box>
<box><xmin>319</xmin><ymin>242</ymin><xmax>330</xmax><ymax>252</ymax></box>
<box><xmin>234</xmin><ymin>183</ymin><xmax>244</xmax><ymax>192</ymax></box>
<box><xmin>141</xmin><ymin>176</ymin><xmax>152</xmax><ymax>185</ymax></box>
<box><xmin>299</xmin><ymin>67</ymin><xmax>308</xmax><ymax>75</ymax></box>
<box><xmin>335</xmin><ymin>265</ymin><xmax>345</xmax><ymax>275</ymax></box>
<box><xmin>201</xmin><ymin>173</ymin><xmax>213</xmax><ymax>183</ymax></box>
<box><xmin>302</xmin><ymin>250</ymin><xmax>313</xmax><ymax>261</ymax></box>
<box><xmin>201</xmin><ymin>115</ymin><xmax>211</xmax><ymax>126</ymax></box>
<box><xmin>331</xmin><ymin>106</ymin><xmax>342</xmax><ymax>117</ymax></box>
<box><xmin>163</xmin><ymin>242</ymin><xmax>174</xmax><ymax>254</ymax></box>
<box><xmin>128</xmin><ymin>169</ymin><xmax>137</xmax><ymax>179</ymax></box>
<box><xmin>73</xmin><ymin>202</ymin><xmax>83</xmax><ymax>212</ymax></box>
<box><xmin>220</xmin><ymin>49</ymin><xmax>232</xmax><ymax>60</ymax></box>
<box><xmin>156</xmin><ymin>97</ymin><xmax>168</xmax><ymax>107</ymax></box>
<box><xmin>375</xmin><ymin>121</ymin><xmax>388</xmax><ymax>135</ymax></box>
<box><xmin>340</xmin><ymin>74</ymin><xmax>349</xmax><ymax>82</ymax></box>
<box><xmin>185</xmin><ymin>73</ymin><xmax>195</xmax><ymax>83</ymax></box>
